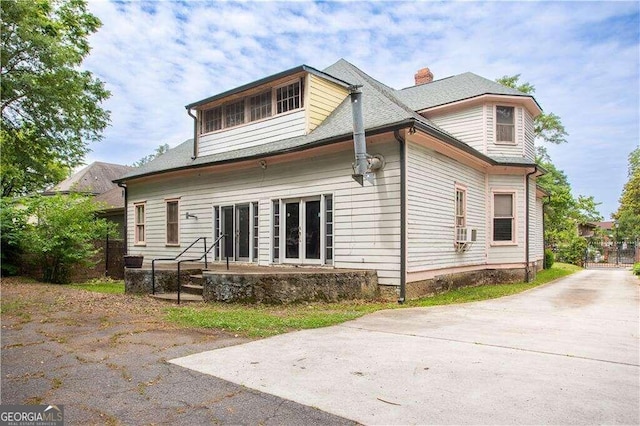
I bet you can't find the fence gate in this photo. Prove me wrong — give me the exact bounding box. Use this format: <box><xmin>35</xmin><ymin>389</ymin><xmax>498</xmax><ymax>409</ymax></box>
<box><xmin>585</xmin><ymin>238</ymin><xmax>639</xmax><ymax>268</ymax></box>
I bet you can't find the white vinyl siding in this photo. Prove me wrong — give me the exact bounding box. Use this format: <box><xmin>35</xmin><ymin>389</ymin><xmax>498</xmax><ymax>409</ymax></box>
<box><xmin>524</xmin><ymin>109</ymin><xmax>536</xmax><ymax>160</ymax></box>
<box><xmin>198</xmin><ymin>109</ymin><xmax>306</xmax><ymax>156</ymax></box>
<box><xmin>406</xmin><ymin>142</ymin><xmax>486</xmax><ymax>273</ymax></box>
<box><xmin>125</xmin><ymin>140</ymin><xmax>401</xmax><ymax>286</ymax></box>
<box><xmin>487</xmin><ymin>174</ymin><xmax>525</xmax><ymax>264</ymax></box>
<box><xmin>427</xmin><ymin>105</ymin><xmax>485</xmax><ymax>154</ymax></box>
<box><xmin>533</xmin><ymin>197</ymin><xmax>544</xmax><ymax>261</ymax></box>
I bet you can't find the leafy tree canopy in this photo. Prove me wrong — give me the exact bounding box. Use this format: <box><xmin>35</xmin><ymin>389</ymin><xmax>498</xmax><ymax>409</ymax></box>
<box><xmin>1</xmin><ymin>0</ymin><xmax>110</xmax><ymax>197</ymax></box>
<box><xmin>132</xmin><ymin>143</ymin><xmax>170</xmax><ymax>167</ymax></box>
<box><xmin>496</xmin><ymin>74</ymin><xmax>568</xmax><ymax>145</ymax></box>
<box><xmin>614</xmin><ymin>147</ymin><xmax>640</xmax><ymax>239</ymax></box>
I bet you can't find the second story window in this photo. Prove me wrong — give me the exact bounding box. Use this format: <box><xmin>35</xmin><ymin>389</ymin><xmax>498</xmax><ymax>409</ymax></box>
<box><xmin>496</xmin><ymin>106</ymin><xmax>515</xmax><ymax>143</ymax></box>
<box><xmin>250</xmin><ymin>91</ymin><xmax>272</xmax><ymax>121</ymax></box>
<box><xmin>277</xmin><ymin>81</ymin><xmax>301</xmax><ymax>114</ymax></box>
<box><xmin>225</xmin><ymin>100</ymin><xmax>244</xmax><ymax>128</ymax></box>
<box><xmin>202</xmin><ymin>107</ymin><xmax>222</xmax><ymax>133</ymax></box>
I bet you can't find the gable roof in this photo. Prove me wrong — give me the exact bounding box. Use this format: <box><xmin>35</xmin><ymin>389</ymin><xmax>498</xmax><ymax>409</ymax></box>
<box><xmin>397</xmin><ymin>72</ymin><xmax>541</xmax><ymax>112</ymax></box>
<box><xmin>116</xmin><ymin>59</ymin><xmax>538</xmax><ymax>183</ymax></box>
<box><xmin>45</xmin><ymin>162</ymin><xmax>133</xmax><ymax>195</ymax></box>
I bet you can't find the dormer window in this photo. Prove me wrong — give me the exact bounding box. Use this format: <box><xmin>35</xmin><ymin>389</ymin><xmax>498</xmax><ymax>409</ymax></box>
<box><xmin>199</xmin><ymin>77</ymin><xmax>305</xmax><ymax>135</ymax></box>
<box><xmin>250</xmin><ymin>91</ymin><xmax>272</xmax><ymax>121</ymax></box>
<box><xmin>203</xmin><ymin>107</ymin><xmax>222</xmax><ymax>133</ymax></box>
<box><xmin>225</xmin><ymin>100</ymin><xmax>245</xmax><ymax>127</ymax></box>
<box><xmin>496</xmin><ymin>105</ymin><xmax>515</xmax><ymax>143</ymax></box>
<box><xmin>276</xmin><ymin>81</ymin><xmax>301</xmax><ymax>114</ymax></box>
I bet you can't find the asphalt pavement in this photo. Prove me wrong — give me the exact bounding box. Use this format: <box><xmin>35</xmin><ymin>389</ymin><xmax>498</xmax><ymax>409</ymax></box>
<box><xmin>171</xmin><ymin>269</ymin><xmax>640</xmax><ymax>425</ymax></box>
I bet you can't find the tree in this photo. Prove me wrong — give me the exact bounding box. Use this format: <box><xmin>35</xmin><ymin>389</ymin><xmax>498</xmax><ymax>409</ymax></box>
<box><xmin>133</xmin><ymin>143</ymin><xmax>170</xmax><ymax>167</ymax></box>
<box><xmin>1</xmin><ymin>0</ymin><xmax>110</xmax><ymax>197</ymax></box>
<box><xmin>496</xmin><ymin>74</ymin><xmax>568</xmax><ymax>145</ymax></box>
<box><xmin>614</xmin><ymin>148</ymin><xmax>640</xmax><ymax>239</ymax></box>
<box><xmin>14</xmin><ymin>193</ymin><xmax>116</xmax><ymax>283</ymax></box>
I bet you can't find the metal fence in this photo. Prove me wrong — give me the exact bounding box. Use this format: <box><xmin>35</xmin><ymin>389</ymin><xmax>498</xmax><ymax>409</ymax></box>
<box><xmin>584</xmin><ymin>238</ymin><xmax>639</xmax><ymax>268</ymax></box>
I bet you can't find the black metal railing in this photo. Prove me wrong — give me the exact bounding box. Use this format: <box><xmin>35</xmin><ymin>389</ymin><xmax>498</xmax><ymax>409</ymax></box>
<box><xmin>151</xmin><ymin>235</ymin><xmax>228</xmax><ymax>300</ymax></box>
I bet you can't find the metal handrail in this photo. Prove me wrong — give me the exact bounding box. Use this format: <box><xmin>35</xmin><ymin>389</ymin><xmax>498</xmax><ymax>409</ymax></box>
<box><xmin>176</xmin><ymin>234</ymin><xmax>228</xmax><ymax>304</ymax></box>
<box><xmin>152</xmin><ymin>236</ymin><xmax>208</xmax><ymax>295</ymax></box>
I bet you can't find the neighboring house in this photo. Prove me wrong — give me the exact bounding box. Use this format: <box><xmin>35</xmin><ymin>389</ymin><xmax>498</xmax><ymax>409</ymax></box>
<box><xmin>44</xmin><ymin>161</ymin><xmax>133</xmax><ymax>237</ymax></box>
<box><xmin>114</xmin><ymin>59</ymin><xmax>546</xmax><ymax>300</ymax></box>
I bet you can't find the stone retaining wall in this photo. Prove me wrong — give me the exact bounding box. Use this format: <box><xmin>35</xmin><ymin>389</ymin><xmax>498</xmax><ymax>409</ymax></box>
<box><xmin>124</xmin><ymin>268</ymin><xmax>201</xmax><ymax>294</ymax></box>
<box><xmin>203</xmin><ymin>270</ymin><xmax>378</xmax><ymax>304</ymax></box>
<box><xmin>405</xmin><ymin>267</ymin><xmax>531</xmax><ymax>300</ymax></box>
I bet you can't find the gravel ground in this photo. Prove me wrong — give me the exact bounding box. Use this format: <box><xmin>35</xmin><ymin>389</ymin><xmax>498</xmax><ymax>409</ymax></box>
<box><xmin>0</xmin><ymin>277</ymin><xmax>355</xmax><ymax>425</ymax></box>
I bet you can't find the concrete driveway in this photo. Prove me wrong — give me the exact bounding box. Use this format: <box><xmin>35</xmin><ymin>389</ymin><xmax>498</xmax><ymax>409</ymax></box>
<box><xmin>171</xmin><ymin>269</ymin><xmax>640</xmax><ymax>425</ymax></box>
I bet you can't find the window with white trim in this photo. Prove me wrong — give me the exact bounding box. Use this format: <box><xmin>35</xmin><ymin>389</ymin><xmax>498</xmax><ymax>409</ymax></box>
<box><xmin>493</xmin><ymin>193</ymin><xmax>515</xmax><ymax>242</ymax></box>
<box><xmin>166</xmin><ymin>200</ymin><xmax>179</xmax><ymax>245</ymax></box>
<box><xmin>134</xmin><ymin>202</ymin><xmax>146</xmax><ymax>245</ymax></box>
<box><xmin>455</xmin><ymin>188</ymin><xmax>466</xmax><ymax>228</ymax></box>
<box><xmin>496</xmin><ymin>106</ymin><xmax>515</xmax><ymax>143</ymax></box>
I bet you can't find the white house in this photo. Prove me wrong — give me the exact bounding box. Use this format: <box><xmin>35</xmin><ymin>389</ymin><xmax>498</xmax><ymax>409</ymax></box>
<box><xmin>115</xmin><ymin>59</ymin><xmax>546</xmax><ymax>301</ymax></box>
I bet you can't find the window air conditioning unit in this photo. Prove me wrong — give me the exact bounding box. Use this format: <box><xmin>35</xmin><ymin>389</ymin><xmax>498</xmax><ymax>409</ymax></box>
<box><xmin>456</xmin><ymin>227</ymin><xmax>477</xmax><ymax>244</ymax></box>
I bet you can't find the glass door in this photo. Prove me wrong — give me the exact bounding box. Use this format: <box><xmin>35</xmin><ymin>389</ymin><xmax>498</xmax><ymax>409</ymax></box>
<box><xmin>236</xmin><ymin>204</ymin><xmax>250</xmax><ymax>261</ymax></box>
<box><xmin>285</xmin><ymin>201</ymin><xmax>300</xmax><ymax>260</ymax></box>
<box><xmin>304</xmin><ymin>200</ymin><xmax>321</xmax><ymax>260</ymax></box>
<box><xmin>221</xmin><ymin>206</ymin><xmax>234</xmax><ymax>260</ymax></box>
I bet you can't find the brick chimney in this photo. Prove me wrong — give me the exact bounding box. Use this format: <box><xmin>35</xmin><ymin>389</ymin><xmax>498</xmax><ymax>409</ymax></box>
<box><xmin>414</xmin><ymin>67</ymin><xmax>433</xmax><ymax>85</ymax></box>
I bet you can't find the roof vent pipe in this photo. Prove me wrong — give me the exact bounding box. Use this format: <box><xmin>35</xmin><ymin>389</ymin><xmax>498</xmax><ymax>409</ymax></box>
<box><xmin>350</xmin><ymin>86</ymin><xmax>383</xmax><ymax>186</ymax></box>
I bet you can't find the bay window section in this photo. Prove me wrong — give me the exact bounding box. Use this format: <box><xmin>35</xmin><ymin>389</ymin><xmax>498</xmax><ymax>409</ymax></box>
<box><xmin>496</xmin><ymin>106</ymin><xmax>515</xmax><ymax>143</ymax></box>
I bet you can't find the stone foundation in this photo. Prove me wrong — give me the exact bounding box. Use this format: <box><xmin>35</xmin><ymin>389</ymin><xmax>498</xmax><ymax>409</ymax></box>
<box><xmin>405</xmin><ymin>267</ymin><xmax>531</xmax><ymax>300</ymax></box>
<box><xmin>203</xmin><ymin>270</ymin><xmax>378</xmax><ymax>304</ymax></box>
<box><xmin>124</xmin><ymin>267</ymin><xmax>201</xmax><ymax>294</ymax></box>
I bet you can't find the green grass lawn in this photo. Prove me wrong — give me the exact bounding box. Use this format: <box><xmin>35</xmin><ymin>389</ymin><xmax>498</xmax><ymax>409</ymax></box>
<box><xmin>165</xmin><ymin>262</ymin><xmax>581</xmax><ymax>338</ymax></box>
<box><xmin>66</xmin><ymin>278</ymin><xmax>125</xmax><ymax>294</ymax></box>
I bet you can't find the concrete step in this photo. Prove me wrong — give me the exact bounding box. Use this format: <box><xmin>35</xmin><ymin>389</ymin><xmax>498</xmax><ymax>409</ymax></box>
<box><xmin>189</xmin><ymin>274</ymin><xmax>204</xmax><ymax>286</ymax></box>
<box><xmin>150</xmin><ymin>292</ymin><xmax>203</xmax><ymax>303</ymax></box>
<box><xmin>182</xmin><ymin>283</ymin><xmax>204</xmax><ymax>296</ymax></box>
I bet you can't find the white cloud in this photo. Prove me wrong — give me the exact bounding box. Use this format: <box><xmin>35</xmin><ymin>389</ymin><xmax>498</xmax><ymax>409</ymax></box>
<box><xmin>83</xmin><ymin>0</ymin><xmax>639</xmax><ymax>217</ymax></box>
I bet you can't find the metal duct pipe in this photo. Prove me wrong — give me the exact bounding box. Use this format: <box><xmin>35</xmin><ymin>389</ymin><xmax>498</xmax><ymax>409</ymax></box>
<box><xmin>350</xmin><ymin>87</ymin><xmax>369</xmax><ymax>181</ymax></box>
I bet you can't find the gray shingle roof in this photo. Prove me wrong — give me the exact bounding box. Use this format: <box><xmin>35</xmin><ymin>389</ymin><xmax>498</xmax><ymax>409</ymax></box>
<box><xmin>397</xmin><ymin>72</ymin><xmax>539</xmax><ymax>111</ymax></box>
<box><xmin>116</xmin><ymin>60</ymin><xmax>538</xmax><ymax>182</ymax></box>
<box><xmin>45</xmin><ymin>162</ymin><xmax>133</xmax><ymax>195</ymax></box>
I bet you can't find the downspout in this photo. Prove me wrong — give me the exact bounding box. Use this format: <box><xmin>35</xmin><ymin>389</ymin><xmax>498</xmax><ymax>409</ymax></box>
<box><xmin>525</xmin><ymin>166</ymin><xmax>537</xmax><ymax>282</ymax></box>
<box><xmin>117</xmin><ymin>182</ymin><xmax>128</xmax><ymax>255</ymax></box>
<box><xmin>394</xmin><ymin>130</ymin><xmax>407</xmax><ymax>304</ymax></box>
<box><xmin>187</xmin><ymin>108</ymin><xmax>198</xmax><ymax>160</ymax></box>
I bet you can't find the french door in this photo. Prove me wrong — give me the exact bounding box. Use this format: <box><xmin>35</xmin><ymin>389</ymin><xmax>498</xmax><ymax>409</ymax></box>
<box><xmin>215</xmin><ymin>203</ymin><xmax>258</xmax><ymax>262</ymax></box>
<box><xmin>284</xmin><ymin>198</ymin><xmax>322</xmax><ymax>264</ymax></box>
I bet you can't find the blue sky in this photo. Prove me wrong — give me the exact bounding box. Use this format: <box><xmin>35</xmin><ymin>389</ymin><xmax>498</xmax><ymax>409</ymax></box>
<box><xmin>83</xmin><ymin>0</ymin><xmax>639</xmax><ymax>219</ymax></box>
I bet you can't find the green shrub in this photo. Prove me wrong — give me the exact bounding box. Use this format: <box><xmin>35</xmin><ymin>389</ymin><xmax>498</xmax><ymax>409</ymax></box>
<box><xmin>0</xmin><ymin>198</ymin><xmax>28</xmax><ymax>276</ymax></box>
<box><xmin>633</xmin><ymin>263</ymin><xmax>640</xmax><ymax>276</ymax></box>
<box><xmin>543</xmin><ymin>249</ymin><xmax>555</xmax><ymax>269</ymax></box>
<box><xmin>19</xmin><ymin>194</ymin><xmax>117</xmax><ymax>284</ymax></box>
<box><xmin>556</xmin><ymin>236</ymin><xmax>588</xmax><ymax>267</ymax></box>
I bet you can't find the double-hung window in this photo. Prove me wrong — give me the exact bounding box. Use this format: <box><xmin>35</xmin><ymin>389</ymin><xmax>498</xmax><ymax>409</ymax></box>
<box><xmin>455</xmin><ymin>187</ymin><xmax>466</xmax><ymax>242</ymax></box>
<box><xmin>496</xmin><ymin>106</ymin><xmax>515</xmax><ymax>143</ymax></box>
<box><xmin>134</xmin><ymin>202</ymin><xmax>146</xmax><ymax>245</ymax></box>
<box><xmin>166</xmin><ymin>200</ymin><xmax>179</xmax><ymax>245</ymax></box>
<box><xmin>493</xmin><ymin>193</ymin><xmax>515</xmax><ymax>242</ymax></box>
